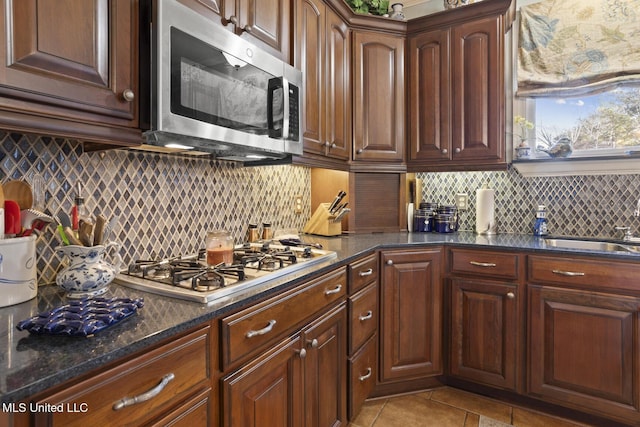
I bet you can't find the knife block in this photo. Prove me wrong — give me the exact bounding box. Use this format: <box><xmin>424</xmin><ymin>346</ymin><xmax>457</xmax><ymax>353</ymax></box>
<box><xmin>303</xmin><ymin>203</ymin><xmax>342</xmax><ymax>236</ymax></box>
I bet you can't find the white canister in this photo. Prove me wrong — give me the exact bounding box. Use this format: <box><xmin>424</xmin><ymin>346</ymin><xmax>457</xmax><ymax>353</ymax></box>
<box><xmin>0</xmin><ymin>235</ymin><xmax>37</xmax><ymax>307</ymax></box>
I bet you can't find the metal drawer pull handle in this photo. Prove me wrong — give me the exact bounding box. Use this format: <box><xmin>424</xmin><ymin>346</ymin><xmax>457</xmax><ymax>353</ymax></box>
<box><xmin>359</xmin><ymin>268</ymin><xmax>373</xmax><ymax>277</ymax></box>
<box><xmin>359</xmin><ymin>311</ymin><xmax>373</xmax><ymax>321</ymax></box>
<box><xmin>552</xmin><ymin>269</ymin><xmax>586</xmax><ymax>277</ymax></box>
<box><xmin>112</xmin><ymin>373</ymin><xmax>175</xmax><ymax>411</ymax></box>
<box><xmin>359</xmin><ymin>367</ymin><xmax>372</xmax><ymax>381</ymax></box>
<box><xmin>506</xmin><ymin>292</ymin><xmax>515</xmax><ymax>299</ymax></box>
<box><xmin>324</xmin><ymin>284</ymin><xmax>342</xmax><ymax>295</ymax></box>
<box><xmin>246</xmin><ymin>319</ymin><xmax>277</xmax><ymax>338</ymax></box>
<box><xmin>469</xmin><ymin>261</ymin><xmax>497</xmax><ymax>267</ymax></box>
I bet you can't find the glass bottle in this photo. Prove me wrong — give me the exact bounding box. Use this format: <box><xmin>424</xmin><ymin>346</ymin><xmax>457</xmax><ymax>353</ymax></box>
<box><xmin>205</xmin><ymin>230</ymin><xmax>234</xmax><ymax>265</ymax></box>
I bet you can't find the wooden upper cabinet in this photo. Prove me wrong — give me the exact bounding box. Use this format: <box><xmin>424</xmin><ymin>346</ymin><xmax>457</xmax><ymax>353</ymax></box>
<box><xmin>408</xmin><ymin>29</ymin><xmax>451</xmax><ymax>163</ymax></box>
<box><xmin>407</xmin><ymin>14</ymin><xmax>507</xmax><ymax>171</ymax></box>
<box><xmin>0</xmin><ymin>0</ymin><xmax>140</xmax><ymax>146</ymax></box>
<box><xmin>324</xmin><ymin>8</ymin><xmax>351</xmax><ymax>161</ymax></box>
<box><xmin>222</xmin><ymin>0</ymin><xmax>291</xmax><ymax>61</ymax></box>
<box><xmin>352</xmin><ymin>31</ymin><xmax>405</xmax><ymax>164</ymax></box>
<box><xmin>295</xmin><ymin>0</ymin><xmax>351</xmax><ymax>166</ymax></box>
<box><xmin>450</xmin><ymin>16</ymin><xmax>504</xmax><ymax>163</ymax></box>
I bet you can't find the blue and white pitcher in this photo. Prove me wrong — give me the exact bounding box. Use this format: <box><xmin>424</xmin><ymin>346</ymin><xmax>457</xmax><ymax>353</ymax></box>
<box><xmin>56</xmin><ymin>242</ymin><xmax>123</xmax><ymax>298</ymax></box>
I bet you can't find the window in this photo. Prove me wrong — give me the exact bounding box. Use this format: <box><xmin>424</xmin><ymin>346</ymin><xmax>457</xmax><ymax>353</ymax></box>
<box><xmin>530</xmin><ymin>86</ymin><xmax>640</xmax><ymax>157</ymax></box>
<box><xmin>514</xmin><ymin>0</ymin><xmax>640</xmax><ymax>161</ymax></box>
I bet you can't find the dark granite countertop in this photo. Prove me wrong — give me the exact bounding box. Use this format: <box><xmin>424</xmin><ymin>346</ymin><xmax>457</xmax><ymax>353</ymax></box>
<box><xmin>2</xmin><ymin>231</ymin><xmax>639</xmax><ymax>403</ymax></box>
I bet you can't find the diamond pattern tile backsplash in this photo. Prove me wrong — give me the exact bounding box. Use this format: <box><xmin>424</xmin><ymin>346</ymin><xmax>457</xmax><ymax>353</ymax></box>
<box><xmin>0</xmin><ymin>132</ymin><xmax>310</xmax><ymax>284</ymax></box>
<box><xmin>417</xmin><ymin>166</ymin><xmax>640</xmax><ymax>238</ymax></box>
<box><xmin>3</xmin><ymin>131</ymin><xmax>640</xmax><ymax>285</ymax></box>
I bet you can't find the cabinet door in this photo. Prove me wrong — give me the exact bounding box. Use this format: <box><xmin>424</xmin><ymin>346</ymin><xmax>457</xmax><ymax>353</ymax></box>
<box><xmin>0</xmin><ymin>0</ymin><xmax>139</xmax><ymax>140</ymax></box>
<box><xmin>230</xmin><ymin>0</ymin><xmax>290</xmax><ymax>60</ymax></box>
<box><xmin>353</xmin><ymin>31</ymin><xmax>405</xmax><ymax>163</ymax></box>
<box><xmin>408</xmin><ymin>29</ymin><xmax>451</xmax><ymax>162</ymax></box>
<box><xmin>450</xmin><ymin>16</ymin><xmax>504</xmax><ymax>162</ymax></box>
<box><xmin>302</xmin><ymin>304</ymin><xmax>347</xmax><ymax>427</ymax></box>
<box><xmin>296</xmin><ymin>0</ymin><xmax>350</xmax><ymax>163</ymax></box>
<box><xmin>450</xmin><ymin>279</ymin><xmax>519</xmax><ymax>391</ymax></box>
<box><xmin>529</xmin><ymin>285</ymin><xmax>640</xmax><ymax>424</ymax></box>
<box><xmin>323</xmin><ymin>8</ymin><xmax>351</xmax><ymax>161</ymax></box>
<box><xmin>380</xmin><ymin>248</ymin><xmax>442</xmax><ymax>382</ymax></box>
<box><xmin>222</xmin><ymin>336</ymin><xmax>304</xmax><ymax>427</ymax></box>
<box><xmin>296</xmin><ymin>0</ymin><xmax>325</xmax><ymax>156</ymax></box>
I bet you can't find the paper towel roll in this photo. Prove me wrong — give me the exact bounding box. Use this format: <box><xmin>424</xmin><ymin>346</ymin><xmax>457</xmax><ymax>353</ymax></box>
<box><xmin>476</xmin><ymin>188</ymin><xmax>496</xmax><ymax>234</ymax></box>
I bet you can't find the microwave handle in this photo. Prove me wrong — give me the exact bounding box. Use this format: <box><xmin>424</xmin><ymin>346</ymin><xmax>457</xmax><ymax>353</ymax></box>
<box><xmin>281</xmin><ymin>77</ymin><xmax>290</xmax><ymax>140</ymax></box>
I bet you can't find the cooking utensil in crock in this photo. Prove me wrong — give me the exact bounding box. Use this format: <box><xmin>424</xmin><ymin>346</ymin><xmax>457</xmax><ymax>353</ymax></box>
<box><xmin>3</xmin><ymin>180</ymin><xmax>33</xmax><ymax>210</ymax></box>
<box><xmin>0</xmin><ymin>185</ymin><xmax>4</xmax><ymax>238</ymax></box>
<box><xmin>20</xmin><ymin>209</ymin><xmax>54</xmax><ymax>230</ymax></box>
<box><xmin>58</xmin><ymin>211</ymin><xmax>72</xmax><ymax>228</ymax></box>
<box><xmin>4</xmin><ymin>200</ymin><xmax>21</xmax><ymax>235</ymax></box>
<box><xmin>30</xmin><ymin>174</ymin><xmax>45</xmax><ymax>211</ymax></box>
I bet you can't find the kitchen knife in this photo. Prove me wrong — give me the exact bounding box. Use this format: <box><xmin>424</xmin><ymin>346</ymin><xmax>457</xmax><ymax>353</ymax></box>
<box><xmin>328</xmin><ymin>191</ymin><xmax>346</xmax><ymax>214</ymax></box>
<box><xmin>333</xmin><ymin>208</ymin><xmax>350</xmax><ymax>223</ymax></box>
<box><xmin>332</xmin><ymin>202</ymin><xmax>348</xmax><ymax>215</ymax></box>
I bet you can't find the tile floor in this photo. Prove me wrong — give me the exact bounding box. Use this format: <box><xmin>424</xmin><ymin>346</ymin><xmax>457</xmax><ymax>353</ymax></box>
<box><xmin>348</xmin><ymin>387</ymin><xmax>595</xmax><ymax>427</ymax></box>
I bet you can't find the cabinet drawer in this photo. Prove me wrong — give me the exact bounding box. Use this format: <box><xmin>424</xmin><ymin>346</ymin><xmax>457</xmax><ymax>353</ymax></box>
<box><xmin>528</xmin><ymin>255</ymin><xmax>640</xmax><ymax>292</ymax></box>
<box><xmin>36</xmin><ymin>325</ymin><xmax>211</xmax><ymax>427</ymax></box>
<box><xmin>349</xmin><ymin>253</ymin><xmax>378</xmax><ymax>293</ymax></box>
<box><xmin>348</xmin><ymin>333</ymin><xmax>377</xmax><ymax>420</ymax></box>
<box><xmin>348</xmin><ymin>283</ymin><xmax>378</xmax><ymax>354</ymax></box>
<box><xmin>449</xmin><ymin>248</ymin><xmax>519</xmax><ymax>280</ymax></box>
<box><xmin>222</xmin><ymin>267</ymin><xmax>347</xmax><ymax>369</ymax></box>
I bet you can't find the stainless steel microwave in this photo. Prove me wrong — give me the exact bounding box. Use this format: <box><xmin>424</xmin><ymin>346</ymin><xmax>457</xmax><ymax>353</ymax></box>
<box><xmin>139</xmin><ymin>0</ymin><xmax>303</xmax><ymax>162</ymax></box>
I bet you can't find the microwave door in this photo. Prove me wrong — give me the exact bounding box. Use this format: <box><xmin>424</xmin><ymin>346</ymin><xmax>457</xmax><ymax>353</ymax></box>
<box><xmin>267</xmin><ymin>77</ymin><xmax>286</xmax><ymax>139</ymax></box>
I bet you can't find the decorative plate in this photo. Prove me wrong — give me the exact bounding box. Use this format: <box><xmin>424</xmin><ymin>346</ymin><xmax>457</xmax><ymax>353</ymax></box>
<box><xmin>16</xmin><ymin>297</ymin><xmax>144</xmax><ymax>337</ymax></box>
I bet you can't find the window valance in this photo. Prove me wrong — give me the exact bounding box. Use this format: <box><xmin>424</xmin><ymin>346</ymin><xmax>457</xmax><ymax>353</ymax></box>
<box><xmin>517</xmin><ymin>0</ymin><xmax>640</xmax><ymax>97</ymax></box>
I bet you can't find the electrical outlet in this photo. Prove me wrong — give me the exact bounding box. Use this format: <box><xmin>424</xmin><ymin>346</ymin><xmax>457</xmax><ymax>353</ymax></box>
<box><xmin>294</xmin><ymin>195</ymin><xmax>303</xmax><ymax>214</ymax></box>
<box><xmin>455</xmin><ymin>193</ymin><xmax>469</xmax><ymax>211</ymax></box>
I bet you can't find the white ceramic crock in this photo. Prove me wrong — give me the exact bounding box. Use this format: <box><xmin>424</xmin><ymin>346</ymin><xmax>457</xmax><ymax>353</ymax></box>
<box><xmin>0</xmin><ymin>235</ymin><xmax>37</xmax><ymax>307</ymax></box>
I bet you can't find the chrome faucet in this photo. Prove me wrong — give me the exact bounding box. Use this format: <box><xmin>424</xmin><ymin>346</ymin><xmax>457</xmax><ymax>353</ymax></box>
<box><xmin>615</xmin><ymin>226</ymin><xmax>636</xmax><ymax>241</ymax></box>
<box><xmin>616</xmin><ymin>197</ymin><xmax>640</xmax><ymax>242</ymax></box>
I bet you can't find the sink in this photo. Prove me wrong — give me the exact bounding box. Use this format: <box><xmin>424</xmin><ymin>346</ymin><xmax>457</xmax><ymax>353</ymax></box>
<box><xmin>543</xmin><ymin>238</ymin><xmax>640</xmax><ymax>254</ymax></box>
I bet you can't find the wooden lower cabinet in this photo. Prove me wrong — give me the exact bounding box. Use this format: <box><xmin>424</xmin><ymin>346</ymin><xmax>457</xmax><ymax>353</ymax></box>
<box><xmin>33</xmin><ymin>324</ymin><xmax>213</xmax><ymax>427</ymax></box>
<box><xmin>222</xmin><ymin>335</ymin><xmax>304</xmax><ymax>427</ymax></box>
<box><xmin>379</xmin><ymin>248</ymin><xmax>443</xmax><ymax>383</ymax></box>
<box><xmin>348</xmin><ymin>334</ymin><xmax>377</xmax><ymax>420</ymax></box>
<box><xmin>528</xmin><ymin>284</ymin><xmax>640</xmax><ymax>424</ymax></box>
<box><xmin>222</xmin><ymin>303</ymin><xmax>347</xmax><ymax>427</ymax></box>
<box><xmin>301</xmin><ymin>304</ymin><xmax>347</xmax><ymax>427</ymax></box>
<box><xmin>449</xmin><ymin>278</ymin><xmax>520</xmax><ymax>391</ymax></box>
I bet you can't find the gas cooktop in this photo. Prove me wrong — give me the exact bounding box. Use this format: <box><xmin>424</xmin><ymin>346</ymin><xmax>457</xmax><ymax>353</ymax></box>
<box><xmin>114</xmin><ymin>242</ymin><xmax>337</xmax><ymax>304</ymax></box>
